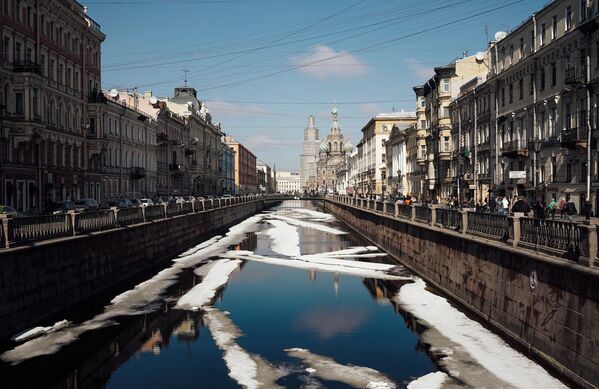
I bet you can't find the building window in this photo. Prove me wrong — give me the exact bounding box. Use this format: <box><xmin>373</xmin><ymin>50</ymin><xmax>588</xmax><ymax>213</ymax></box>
<box><xmin>549</xmin><ymin>107</ymin><xmax>557</xmax><ymax>137</ymax></box>
<box><xmin>501</xmin><ymin>86</ymin><xmax>505</xmax><ymax>107</ymax></box>
<box><xmin>443</xmin><ymin>79</ymin><xmax>450</xmax><ymax>92</ymax></box>
<box><xmin>519</xmin><ymin>78</ymin><xmax>523</xmax><ymax>99</ymax></box>
<box><xmin>2</xmin><ymin>36</ymin><xmax>11</xmax><ymax>63</ymax></box>
<box><xmin>540</xmin><ymin>67</ymin><xmax>546</xmax><ymax>90</ymax></box>
<box><xmin>566</xmin><ymin>162</ymin><xmax>572</xmax><ymax>182</ymax></box>
<box><xmin>596</xmin><ymin>41</ymin><xmax>599</xmax><ymax>68</ymax></box>
<box><xmin>32</xmin><ymin>88</ymin><xmax>38</xmax><ymax>116</ymax></box>
<box><xmin>443</xmin><ymin>136</ymin><xmax>450</xmax><ymax>152</ymax></box>
<box><xmin>565</xmin><ymin>103</ymin><xmax>572</xmax><ymax>130</ymax></box>
<box><xmin>580</xmin><ymin>48</ymin><xmax>587</xmax><ymax>69</ymax></box>
<box><xmin>419</xmin><ymin>97</ymin><xmax>425</xmax><ymax>108</ymax></box>
<box><xmin>529</xmin><ymin>73</ymin><xmax>534</xmax><ymax>95</ymax></box>
<box><xmin>566</xmin><ymin>6</ymin><xmax>572</xmax><ymax>31</ymax></box>
<box><xmin>26</xmin><ymin>6</ymin><xmax>33</xmax><ymax>28</ymax></box>
<box><xmin>2</xmin><ymin>0</ymin><xmax>9</xmax><ymax>16</ymax></box>
<box><xmin>551</xmin><ymin>156</ymin><xmax>556</xmax><ymax>182</ymax></box>
<box><xmin>541</xmin><ymin>23</ymin><xmax>546</xmax><ymax>45</ymax></box>
<box><xmin>531</xmin><ymin>30</ymin><xmax>535</xmax><ymax>52</ymax></box>
<box><xmin>539</xmin><ymin>111</ymin><xmax>546</xmax><ymax>138</ymax></box>
<box><xmin>15</xmin><ymin>93</ymin><xmax>23</xmax><ymax>114</ymax></box>
<box><xmin>580</xmin><ymin>0</ymin><xmax>587</xmax><ymax>22</ymax></box>
<box><xmin>552</xmin><ymin>15</ymin><xmax>557</xmax><ymax>40</ymax></box>
<box><xmin>519</xmin><ymin>38</ymin><xmax>524</xmax><ymax>59</ymax></box>
<box><xmin>509</xmin><ymin>45</ymin><xmax>514</xmax><ymax>65</ymax></box>
<box><xmin>580</xmin><ymin>98</ymin><xmax>587</xmax><ymax>129</ymax></box>
<box><xmin>551</xmin><ymin>63</ymin><xmax>557</xmax><ymax>85</ymax></box>
<box><xmin>509</xmin><ymin>83</ymin><xmax>513</xmax><ymax>103</ymax></box>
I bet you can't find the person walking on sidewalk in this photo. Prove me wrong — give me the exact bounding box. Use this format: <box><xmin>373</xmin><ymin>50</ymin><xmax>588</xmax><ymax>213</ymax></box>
<box><xmin>548</xmin><ymin>196</ymin><xmax>558</xmax><ymax>220</ymax></box>
<box><xmin>564</xmin><ymin>195</ymin><xmax>577</xmax><ymax>222</ymax></box>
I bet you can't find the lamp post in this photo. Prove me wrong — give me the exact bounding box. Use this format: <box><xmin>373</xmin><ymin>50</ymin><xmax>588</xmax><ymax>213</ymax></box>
<box><xmin>532</xmin><ymin>137</ymin><xmax>542</xmax><ymax>201</ymax></box>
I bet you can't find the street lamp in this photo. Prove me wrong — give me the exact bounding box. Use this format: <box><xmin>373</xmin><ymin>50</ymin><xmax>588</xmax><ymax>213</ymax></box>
<box><xmin>532</xmin><ymin>137</ymin><xmax>542</xmax><ymax>201</ymax></box>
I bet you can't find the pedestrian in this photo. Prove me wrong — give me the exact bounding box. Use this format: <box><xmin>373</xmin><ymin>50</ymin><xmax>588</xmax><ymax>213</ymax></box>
<box><xmin>512</xmin><ymin>196</ymin><xmax>532</xmax><ymax>214</ymax></box>
<box><xmin>547</xmin><ymin>196</ymin><xmax>558</xmax><ymax>220</ymax></box>
<box><xmin>489</xmin><ymin>196</ymin><xmax>497</xmax><ymax>213</ymax></box>
<box><xmin>582</xmin><ymin>200</ymin><xmax>593</xmax><ymax>220</ymax></box>
<box><xmin>534</xmin><ymin>198</ymin><xmax>546</xmax><ymax>225</ymax></box>
<box><xmin>558</xmin><ymin>196</ymin><xmax>567</xmax><ymax>220</ymax></box>
<box><xmin>564</xmin><ymin>195</ymin><xmax>577</xmax><ymax>222</ymax></box>
<box><xmin>501</xmin><ymin>196</ymin><xmax>509</xmax><ymax>215</ymax></box>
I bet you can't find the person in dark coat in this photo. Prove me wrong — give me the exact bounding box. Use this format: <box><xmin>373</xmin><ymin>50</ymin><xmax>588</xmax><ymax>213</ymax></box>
<box><xmin>511</xmin><ymin>196</ymin><xmax>532</xmax><ymax>214</ymax></box>
<box><xmin>488</xmin><ymin>196</ymin><xmax>497</xmax><ymax>213</ymax></box>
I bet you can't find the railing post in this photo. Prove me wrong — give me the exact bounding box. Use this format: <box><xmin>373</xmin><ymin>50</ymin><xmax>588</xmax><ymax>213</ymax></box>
<box><xmin>382</xmin><ymin>201</ymin><xmax>387</xmax><ymax>214</ymax></box>
<box><xmin>578</xmin><ymin>221</ymin><xmax>597</xmax><ymax>267</ymax></box>
<box><xmin>2</xmin><ymin>218</ymin><xmax>9</xmax><ymax>248</ymax></box>
<box><xmin>410</xmin><ymin>205</ymin><xmax>416</xmax><ymax>221</ymax></box>
<box><xmin>508</xmin><ymin>214</ymin><xmax>521</xmax><ymax>247</ymax></box>
<box><xmin>460</xmin><ymin>210</ymin><xmax>469</xmax><ymax>234</ymax></box>
<box><xmin>141</xmin><ymin>206</ymin><xmax>146</xmax><ymax>222</ymax></box>
<box><xmin>394</xmin><ymin>201</ymin><xmax>399</xmax><ymax>218</ymax></box>
<box><xmin>430</xmin><ymin>205</ymin><xmax>438</xmax><ymax>227</ymax></box>
<box><xmin>68</xmin><ymin>211</ymin><xmax>77</xmax><ymax>236</ymax></box>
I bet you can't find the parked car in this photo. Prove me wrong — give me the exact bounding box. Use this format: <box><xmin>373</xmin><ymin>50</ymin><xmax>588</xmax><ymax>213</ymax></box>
<box><xmin>222</xmin><ymin>194</ymin><xmax>232</xmax><ymax>198</ymax></box>
<box><xmin>152</xmin><ymin>197</ymin><xmax>166</xmax><ymax>205</ymax></box>
<box><xmin>169</xmin><ymin>197</ymin><xmax>184</xmax><ymax>205</ymax></box>
<box><xmin>130</xmin><ymin>199</ymin><xmax>142</xmax><ymax>207</ymax></box>
<box><xmin>50</xmin><ymin>201</ymin><xmax>77</xmax><ymax>214</ymax></box>
<box><xmin>74</xmin><ymin>199</ymin><xmax>99</xmax><ymax>212</ymax></box>
<box><xmin>0</xmin><ymin>205</ymin><xmax>18</xmax><ymax>217</ymax></box>
<box><xmin>107</xmin><ymin>199</ymin><xmax>133</xmax><ymax>208</ymax></box>
<box><xmin>139</xmin><ymin>199</ymin><xmax>154</xmax><ymax>207</ymax></box>
<box><xmin>182</xmin><ymin>196</ymin><xmax>196</xmax><ymax>203</ymax></box>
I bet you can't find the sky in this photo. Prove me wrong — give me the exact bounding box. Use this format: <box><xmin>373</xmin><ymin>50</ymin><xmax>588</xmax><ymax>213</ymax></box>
<box><xmin>88</xmin><ymin>0</ymin><xmax>549</xmax><ymax>171</ymax></box>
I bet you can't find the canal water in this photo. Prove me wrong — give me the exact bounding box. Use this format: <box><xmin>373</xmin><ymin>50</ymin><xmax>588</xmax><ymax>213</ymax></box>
<box><xmin>0</xmin><ymin>200</ymin><xmax>567</xmax><ymax>389</ymax></box>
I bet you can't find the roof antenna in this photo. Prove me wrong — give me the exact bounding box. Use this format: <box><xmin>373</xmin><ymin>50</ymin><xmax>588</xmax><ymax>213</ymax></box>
<box><xmin>183</xmin><ymin>69</ymin><xmax>189</xmax><ymax>86</ymax></box>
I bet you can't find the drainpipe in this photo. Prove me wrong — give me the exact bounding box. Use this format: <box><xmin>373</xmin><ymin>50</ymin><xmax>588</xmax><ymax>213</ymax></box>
<box><xmin>494</xmin><ymin>44</ymin><xmax>500</xmax><ymax>189</ymax></box>
<box><xmin>586</xmin><ymin>30</ymin><xmax>592</xmax><ymax>203</ymax></box>
<box><xmin>457</xmin><ymin>100</ymin><xmax>461</xmax><ymax>202</ymax></box>
<box><xmin>118</xmin><ymin>106</ymin><xmax>125</xmax><ymax>197</ymax></box>
<box><xmin>474</xmin><ymin>87</ymin><xmax>478</xmax><ymax>204</ymax></box>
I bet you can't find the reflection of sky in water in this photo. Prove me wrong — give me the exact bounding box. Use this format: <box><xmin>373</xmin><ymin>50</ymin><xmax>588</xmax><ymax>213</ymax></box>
<box><xmin>103</xmin><ymin>201</ymin><xmax>437</xmax><ymax>388</ymax></box>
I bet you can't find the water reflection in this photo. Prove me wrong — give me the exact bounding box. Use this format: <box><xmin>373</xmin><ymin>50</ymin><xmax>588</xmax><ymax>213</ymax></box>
<box><xmin>0</xmin><ymin>201</ymin><xmax>439</xmax><ymax>389</ymax></box>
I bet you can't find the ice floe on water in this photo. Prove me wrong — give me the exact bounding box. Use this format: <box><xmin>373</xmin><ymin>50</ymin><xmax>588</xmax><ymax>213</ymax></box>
<box><xmin>10</xmin><ymin>320</ymin><xmax>70</xmax><ymax>343</ymax></box>
<box><xmin>282</xmin><ymin>208</ymin><xmax>336</xmax><ymax>222</ymax></box>
<box><xmin>395</xmin><ymin>279</ymin><xmax>567</xmax><ymax>389</ymax></box>
<box><xmin>269</xmin><ymin>214</ymin><xmax>347</xmax><ymax>235</ymax></box>
<box><xmin>1</xmin><ymin>214</ymin><xmax>266</xmax><ymax>364</ymax></box>
<box><xmin>176</xmin><ymin>259</ymin><xmax>241</xmax><ymax>311</ymax></box>
<box><xmin>222</xmin><ymin>251</ymin><xmax>411</xmax><ymax>281</ymax></box>
<box><xmin>406</xmin><ymin>371</ymin><xmax>448</xmax><ymax>389</ymax></box>
<box><xmin>285</xmin><ymin>348</ymin><xmax>396</xmax><ymax>389</ymax></box>
<box><xmin>265</xmin><ymin>219</ymin><xmax>301</xmax><ymax>257</ymax></box>
<box><xmin>205</xmin><ymin>309</ymin><xmax>285</xmax><ymax>389</ymax></box>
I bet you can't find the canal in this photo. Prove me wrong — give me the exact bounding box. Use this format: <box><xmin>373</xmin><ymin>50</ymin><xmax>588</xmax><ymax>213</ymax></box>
<box><xmin>0</xmin><ymin>200</ymin><xmax>567</xmax><ymax>389</ymax></box>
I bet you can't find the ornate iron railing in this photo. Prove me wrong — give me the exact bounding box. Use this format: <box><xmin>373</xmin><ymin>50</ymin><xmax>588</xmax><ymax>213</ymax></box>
<box><xmin>375</xmin><ymin>201</ymin><xmax>384</xmax><ymax>212</ymax></box>
<box><xmin>75</xmin><ymin>210</ymin><xmax>116</xmax><ymax>233</ymax></box>
<box><xmin>467</xmin><ymin>212</ymin><xmax>508</xmax><ymax>240</ymax></box>
<box><xmin>520</xmin><ymin>218</ymin><xmax>581</xmax><ymax>257</ymax></box>
<box><xmin>145</xmin><ymin>205</ymin><xmax>165</xmax><ymax>221</ymax></box>
<box><xmin>414</xmin><ymin>206</ymin><xmax>431</xmax><ymax>224</ymax></box>
<box><xmin>117</xmin><ymin>208</ymin><xmax>143</xmax><ymax>226</ymax></box>
<box><xmin>181</xmin><ymin>202</ymin><xmax>193</xmax><ymax>214</ymax></box>
<box><xmin>8</xmin><ymin>214</ymin><xmax>72</xmax><ymax>243</ymax></box>
<box><xmin>436</xmin><ymin>208</ymin><xmax>461</xmax><ymax>231</ymax></box>
<box><xmin>398</xmin><ymin>204</ymin><xmax>412</xmax><ymax>219</ymax></box>
<box><xmin>384</xmin><ymin>202</ymin><xmax>394</xmax><ymax>215</ymax></box>
<box><xmin>166</xmin><ymin>204</ymin><xmax>183</xmax><ymax>217</ymax></box>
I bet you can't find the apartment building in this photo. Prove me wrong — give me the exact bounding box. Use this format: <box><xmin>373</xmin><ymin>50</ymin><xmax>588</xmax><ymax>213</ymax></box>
<box><xmin>0</xmin><ymin>0</ymin><xmax>104</xmax><ymax>213</ymax></box>
<box><xmin>224</xmin><ymin>135</ymin><xmax>257</xmax><ymax>194</ymax></box>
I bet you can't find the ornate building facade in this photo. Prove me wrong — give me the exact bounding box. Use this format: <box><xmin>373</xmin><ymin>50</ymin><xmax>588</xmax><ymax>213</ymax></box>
<box><xmin>317</xmin><ymin>107</ymin><xmax>349</xmax><ymax>194</ymax></box>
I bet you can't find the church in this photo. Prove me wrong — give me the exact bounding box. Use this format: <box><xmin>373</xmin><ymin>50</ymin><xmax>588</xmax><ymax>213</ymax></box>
<box><xmin>316</xmin><ymin>107</ymin><xmax>350</xmax><ymax>194</ymax></box>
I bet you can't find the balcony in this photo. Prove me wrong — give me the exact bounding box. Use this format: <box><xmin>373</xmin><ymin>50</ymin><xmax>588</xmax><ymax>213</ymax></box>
<box><xmin>439</xmin><ymin>149</ymin><xmax>452</xmax><ymax>161</ymax></box>
<box><xmin>561</xmin><ymin>127</ymin><xmax>588</xmax><ymax>149</ymax></box>
<box><xmin>13</xmin><ymin>62</ymin><xmax>42</xmax><ymax>75</ymax></box>
<box><xmin>130</xmin><ymin>167</ymin><xmax>146</xmax><ymax>179</ymax></box>
<box><xmin>417</xmin><ymin>154</ymin><xmax>427</xmax><ymax>166</ymax></box>
<box><xmin>565</xmin><ymin>66</ymin><xmax>585</xmax><ymax>85</ymax></box>
<box><xmin>501</xmin><ymin>140</ymin><xmax>528</xmax><ymax>158</ymax></box>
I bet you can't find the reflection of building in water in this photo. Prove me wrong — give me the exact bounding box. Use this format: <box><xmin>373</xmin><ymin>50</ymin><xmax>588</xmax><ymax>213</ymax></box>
<box><xmin>173</xmin><ymin>316</ymin><xmax>199</xmax><ymax>340</ymax></box>
<box><xmin>309</xmin><ymin>270</ymin><xmax>316</xmax><ymax>282</ymax></box>
<box><xmin>138</xmin><ymin>329</ymin><xmax>163</xmax><ymax>355</ymax></box>
<box><xmin>299</xmin><ymin>227</ymin><xmax>347</xmax><ymax>255</ymax></box>
<box><xmin>333</xmin><ymin>272</ymin><xmax>339</xmax><ymax>297</ymax></box>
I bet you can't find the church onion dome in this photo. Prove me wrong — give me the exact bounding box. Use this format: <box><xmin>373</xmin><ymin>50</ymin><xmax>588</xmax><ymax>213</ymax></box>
<box><xmin>320</xmin><ymin>141</ymin><xmax>329</xmax><ymax>153</ymax></box>
<box><xmin>343</xmin><ymin>142</ymin><xmax>353</xmax><ymax>153</ymax></box>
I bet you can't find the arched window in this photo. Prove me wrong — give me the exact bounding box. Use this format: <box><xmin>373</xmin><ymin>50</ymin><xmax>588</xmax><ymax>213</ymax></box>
<box><xmin>334</xmin><ymin>142</ymin><xmax>338</xmax><ymax>151</ymax></box>
<box><xmin>57</xmin><ymin>102</ymin><xmax>63</xmax><ymax>128</ymax></box>
<box><xmin>2</xmin><ymin>83</ymin><xmax>10</xmax><ymax>111</ymax></box>
<box><xmin>66</xmin><ymin>105</ymin><xmax>72</xmax><ymax>131</ymax></box>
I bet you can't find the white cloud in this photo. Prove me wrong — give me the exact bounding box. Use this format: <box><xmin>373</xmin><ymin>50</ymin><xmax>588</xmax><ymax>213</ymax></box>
<box><xmin>404</xmin><ymin>58</ymin><xmax>432</xmax><ymax>79</ymax></box>
<box><xmin>290</xmin><ymin>45</ymin><xmax>368</xmax><ymax>79</ymax></box>
<box><xmin>205</xmin><ymin>100</ymin><xmax>271</xmax><ymax>117</ymax></box>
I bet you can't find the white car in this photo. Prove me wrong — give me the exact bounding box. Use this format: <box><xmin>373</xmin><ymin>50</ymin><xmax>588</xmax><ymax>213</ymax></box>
<box><xmin>139</xmin><ymin>198</ymin><xmax>154</xmax><ymax>207</ymax></box>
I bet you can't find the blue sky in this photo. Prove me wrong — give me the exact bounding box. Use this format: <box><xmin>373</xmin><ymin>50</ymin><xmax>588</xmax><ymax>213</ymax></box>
<box><xmin>89</xmin><ymin>0</ymin><xmax>548</xmax><ymax>170</ymax></box>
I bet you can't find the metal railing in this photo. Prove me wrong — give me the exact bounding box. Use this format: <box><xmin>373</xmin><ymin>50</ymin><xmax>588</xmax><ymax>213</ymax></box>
<box><xmin>181</xmin><ymin>202</ymin><xmax>193</xmax><ymax>214</ymax></box>
<box><xmin>466</xmin><ymin>212</ymin><xmax>508</xmax><ymax>240</ymax></box>
<box><xmin>414</xmin><ymin>206</ymin><xmax>432</xmax><ymax>224</ymax></box>
<box><xmin>520</xmin><ymin>218</ymin><xmax>581</xmax><ymax>256</ymax></box>
<box><xmin>375</xmin><ymin>201</ymin><xmax>384</xmax><ymax>212</ymax></box>
<box><xmin>8</xmin><ymin>214</ymin><xmax>73</xmax><ymax>243</ymax></box>
<box><xmin>76</xmin><ymin>210</ymin><xmax>116</xmax><ymax>233</ymax></box>
<box><xmin>117</xmin><ymin>207</ymin><xmax>143</xmax><ymax>226</ymax></box>
<box><xmin>166</xmin><ymin>204</ymin><xmax>183</xmax><ymax>217</ymax></box>
<box><xmin>384</xmin><ymin>202</ymin><xmax>394</xmax><ymax>215</ymax></box>
<box><xmin>144</xmin><ymin>205</ymin><xmax>165</xmax><ymax>221</ymax></box>
<box><xmin>436</xmin><ymin>208</ymin><xmax>461</xmax><ymax>231</ymax></box>
<box><xmin>398</xmin><ymin>204</ymin><xmax>412</xmax><ymax>219</ymax></box>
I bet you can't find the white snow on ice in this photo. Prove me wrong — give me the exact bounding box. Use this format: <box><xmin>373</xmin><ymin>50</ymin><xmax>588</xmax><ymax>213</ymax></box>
<box><xmin>175</xmin><ymin>259</ymin><xmax>241</xmax><ymax>311</ymax></box>
<box><xmin>205</xmin><ymin>308</ymin><xmax>284</xmax><ymax>389</ymax></box>
<box><xmin>395</xmin><ymin>279</ymin><xmax>567</xmax><ymax>389</ymax></box>
<box><xmin>265</xmin><ymin>219</ymin><xmax>301</xmax><ymax>257</ymax></box>
<box><xmin>222</xmin><ymin>251</ymin><xmax>411</xmax><ymax>281</ymax></box>
<box><xmin>284</xmin><ymin>208</ymin><xmax>336</xmax><ymax>222</ymax></box>
<box><xmin>285</xmin><ymin>347</ymin><xmax>396</xmax><ymax>389</ymax></box>
<box><xmin>406</xmin><ymin>371</ymin><xmax>448</xmax><ymax>389</ymax></box>
<box><xmin>11</xmin><ymin>320</ymin><xmax>70</xmax><ymax>343</ymax></box>
<box><xmin>270</xmin><ymin>214</ymin><xmax>347</xmax><ymax>235</ymax></box>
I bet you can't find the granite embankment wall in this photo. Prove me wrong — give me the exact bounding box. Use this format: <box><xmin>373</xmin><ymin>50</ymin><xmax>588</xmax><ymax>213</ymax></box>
<box><xmin>0</xmin><ymin>200</ymin><xmax>273</xmax><ymax>340</ymax></box>
<box><xmin>324</xmin><ymin>199</ymin><xmax>599</xmax><ymax>389</ymax></box>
